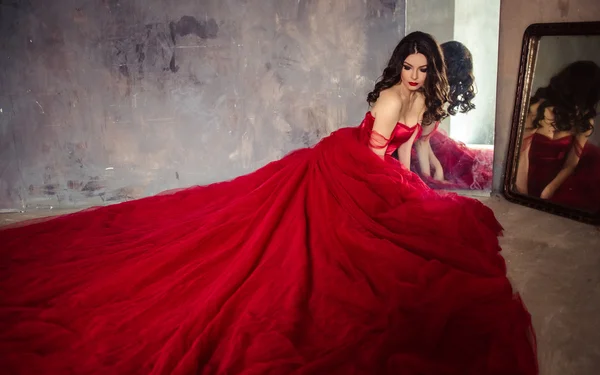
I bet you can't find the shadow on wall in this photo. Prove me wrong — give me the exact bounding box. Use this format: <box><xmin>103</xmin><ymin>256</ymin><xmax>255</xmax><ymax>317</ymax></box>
<box><xmin>0</xmin><ymin>0</ymin><xmax>404</xmax><ymax>209</ymax></box>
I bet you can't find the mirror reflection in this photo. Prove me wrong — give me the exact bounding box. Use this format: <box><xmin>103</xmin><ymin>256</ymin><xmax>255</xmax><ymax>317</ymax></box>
<box><xmin>515</xmin><ymin>35</ymin><xmax>600</xmax><ymax>214</ymax></box>
<box><xmin>406</xmin><ymin>41</ymin><xmax>494</xmax><ymax>191</ymax></box>
<box><xmin>401</xmin><ymin>1</ymin><xmax>499</xmax><ymax>191</ymax></box>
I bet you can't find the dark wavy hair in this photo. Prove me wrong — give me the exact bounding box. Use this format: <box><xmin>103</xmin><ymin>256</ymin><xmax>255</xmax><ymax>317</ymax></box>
<box><xmin>530</xmin><ymin>60</ymin><xmax>600</xmax><ymax>135</ymax></box>
<box><xmin>367</xmin><ymin>31</ymin><xmax>449</xmax><ymax>125</ymax></box>
<box><xmin>441</xmin><ymin>41</ymin><xmax>476</xmax><ymax>116</ymax></box>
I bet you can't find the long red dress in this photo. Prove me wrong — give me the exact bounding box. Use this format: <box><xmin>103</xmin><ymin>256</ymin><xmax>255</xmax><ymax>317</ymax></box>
<box><xmin>0</xmin><ymin>112</ymin><xmax>537</xmax><ymax>375</ymax></box>
<box><xmin>525</xmin><ymin>133</ymin><xmax>600</xmax><ymax>213</ymax></box>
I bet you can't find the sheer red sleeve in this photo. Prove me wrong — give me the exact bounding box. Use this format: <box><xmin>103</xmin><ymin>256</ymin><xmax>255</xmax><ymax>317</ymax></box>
<box><xmin>367</xmin><ymin>129</ymin><xmax>392</xmax><ymax>150</ymax></box>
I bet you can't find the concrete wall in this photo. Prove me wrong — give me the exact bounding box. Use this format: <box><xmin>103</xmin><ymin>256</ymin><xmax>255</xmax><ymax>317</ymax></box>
<box><xmin>405</xmin><ymin>0</ymin><xmax>454</xmax><ymax>43</ymax></box>
<box><xmin>0</xmin><ymin>0</ymin><xmax>405</xmax><ymax>209</ymax></box>
<box><xmin>493</xmin><ymin>0</ymin><xmax>600</xmax><ymax>192</ymax></box>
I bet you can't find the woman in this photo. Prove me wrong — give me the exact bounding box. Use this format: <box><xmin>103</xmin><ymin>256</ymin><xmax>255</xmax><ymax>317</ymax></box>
<box><xmin>410</xmin><ymin>41</ymin><xmax>494</xmax><ymax>190</ymax></box>
<box><xmin>0</xmin><ymin>32</ymin><xmax>537</xmax><ymax>375</ymax></box>
<box><xmin>515</xmin><ymin>60</ymin><xmax>600</xmax><ymax>213</ymax></box>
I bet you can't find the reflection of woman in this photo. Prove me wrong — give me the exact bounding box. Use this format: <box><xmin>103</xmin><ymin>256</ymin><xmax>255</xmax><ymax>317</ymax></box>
<box><xmin>516</xmin><ymin>60</ymin><xmax>600</xmax><ymax>212</ymax></box>
<box><xmin>411</xmin><ymin>41</ymin><xmax>494</xmax><ymax>190</ymax></box>
<box><xmin>0</xmin><ymin>32</ymin><xmax>537</xmax><ymax>374</ymax></box>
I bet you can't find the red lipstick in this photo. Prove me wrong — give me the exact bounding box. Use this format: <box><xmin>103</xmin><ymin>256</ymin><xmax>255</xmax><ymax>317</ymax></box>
<box><xmin>408</xmin><ymin>82</ymin><xmax>418</xmax><ymax>87</ymax></box>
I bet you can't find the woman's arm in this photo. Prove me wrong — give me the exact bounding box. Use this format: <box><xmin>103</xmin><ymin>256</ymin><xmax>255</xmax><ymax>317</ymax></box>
<box><xmin>396</xmin><ymin>94</ymin><xmax>426</xmax><ymax>168</ymax></box>
<box><xmin>414</xmin><ymin>122</ymin><xmax>434</xmax><ymax>177</ymax></box>
<box><xmin>515</xmin><ymin>102</ymin><xmax>544</xmax><ymax>194</ymax></box>
<box><xmin>541</xmin><ymin>124</ymin><xmax>593</xmax><ymax>199</ymax></box>
<box><xmin>428</xmin><ymin>144</ymin><xmax>444</xmax><ymax>181</ymax></box>
<box><xmin>369</xmin><ymin>91</ymin><xmax>402</xmax><ymax>159</ymax></box>
<box><xmin>415</xmin><ymin>122</ymin><xmax>443</xmax><ymax>180</ymax></box>
<box><xmin>414</xmin><ymin>138</ymin><xmax>444</xmax><ymax>180</ymax></box>
<box><xmin>414</xmin><ymin>139</ymin><xmax>431</xmax><ymax>176</ymax></box>
<box><xmin>515</xmin><ymin>127</ymin><xmax>537</xmax><ymax>194</ymax></box>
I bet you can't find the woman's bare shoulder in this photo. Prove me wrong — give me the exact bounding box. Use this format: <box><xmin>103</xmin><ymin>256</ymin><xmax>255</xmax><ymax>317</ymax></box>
<box><xmin>371</xmin><ymin>88</ymin><xmax>403</xmax><ymax>117</ymax></box>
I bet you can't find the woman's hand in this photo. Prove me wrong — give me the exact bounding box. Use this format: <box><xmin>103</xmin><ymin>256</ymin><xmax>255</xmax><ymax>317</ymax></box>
<box><xmin>540</xmin><ymin>184</ymin><xmax>556</xmax><ymax>200</ymax></box>
<box><xmin>433</xmin><ymin>165</ymin><xmax>444</xmax><ymax>181</ymax></box>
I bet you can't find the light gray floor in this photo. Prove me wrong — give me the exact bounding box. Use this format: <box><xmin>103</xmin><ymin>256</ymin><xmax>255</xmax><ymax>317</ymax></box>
<box><xmin>483</xmin><ymin>196</ymin><xmax>600</xmax><ymax>375</ymax></box>
<box><xmin>1</xmin><ymin>195</ymin><xmax>599</xmax><ymax>374</ymax></box>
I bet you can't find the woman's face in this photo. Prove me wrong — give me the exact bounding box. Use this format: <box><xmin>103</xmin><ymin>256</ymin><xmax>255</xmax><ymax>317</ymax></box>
<box><xmin>401</xmin><ymin>53</ymin><xmax>428</xmax><ymax>91</ymax></box>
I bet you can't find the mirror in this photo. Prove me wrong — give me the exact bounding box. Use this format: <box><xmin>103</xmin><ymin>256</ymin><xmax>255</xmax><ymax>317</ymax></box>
<box><xmin>504</xmin><ymin>22</ymin><xmax>600</xmax><ymax>225</ymax></box>
<box><xmin>403</xmin><ymin>0</ymin><xmax>500</xmax><ymax>193</ymax></box>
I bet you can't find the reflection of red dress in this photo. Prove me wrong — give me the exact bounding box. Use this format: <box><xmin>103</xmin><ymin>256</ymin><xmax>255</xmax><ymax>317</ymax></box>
<box><xmin>411</xmin><ymin>129</ymin><xmax>494</xmax><ymax>190</ymax></box>
<box><xmin>0</xmin><ymin>112</ymin><xmax>536</xmax><ymax>375</ymax></box>
<box><xmin>526</xmin><ymin>133</ymin><xmax>600</xmax><ymax>213</ymax></box>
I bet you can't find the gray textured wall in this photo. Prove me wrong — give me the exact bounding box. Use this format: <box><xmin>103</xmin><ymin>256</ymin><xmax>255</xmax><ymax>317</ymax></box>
<box><xmin>405</xmin><ymin>0</ymin><xmax>454</xmax><ymax>43</ymax></box>
<box><xmin>0</xmin><ymin>0</ymin><xmax>405</xmax><ymax>210</ymax></box>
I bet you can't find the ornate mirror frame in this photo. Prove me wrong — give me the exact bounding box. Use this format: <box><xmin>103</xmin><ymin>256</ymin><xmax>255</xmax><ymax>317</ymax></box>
<box><xmin>503</xmin><ymin>21</ymin><xmax>600</xmax><ymax>225</ymax></box>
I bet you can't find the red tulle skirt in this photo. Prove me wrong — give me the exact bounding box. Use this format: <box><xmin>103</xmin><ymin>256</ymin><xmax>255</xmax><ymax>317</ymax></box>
<box><xmin>0</xmin><ymin>127</ymin><xmax>536</xmax><ymax>374</ymax></box>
